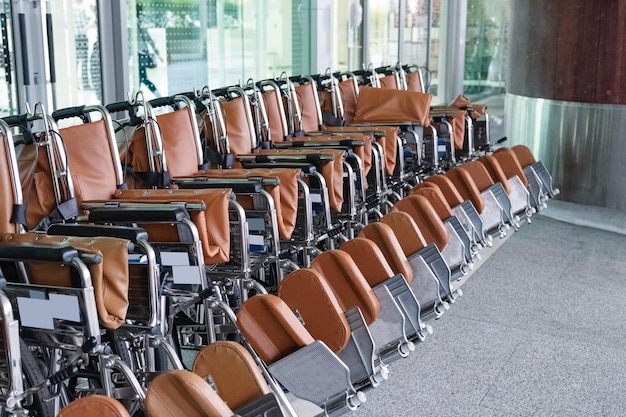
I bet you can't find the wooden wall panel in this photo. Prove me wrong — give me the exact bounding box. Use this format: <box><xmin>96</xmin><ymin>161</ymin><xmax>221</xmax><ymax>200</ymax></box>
<box><xmin>508</xmin><ymin>0</ymin><xmax>626</xmax><ymax>105</ymax></box>
<box><xmin>554</xmin><ymin>1</ymin><xmax>601</xmax><ymax>102</ymax></box>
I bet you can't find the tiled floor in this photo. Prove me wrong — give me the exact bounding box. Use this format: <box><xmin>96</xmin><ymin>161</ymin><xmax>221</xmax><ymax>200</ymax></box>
<box><xmin>330</xmin><ymin>211</ymin><xmax>626</xmax><ymax>417</ymax></box>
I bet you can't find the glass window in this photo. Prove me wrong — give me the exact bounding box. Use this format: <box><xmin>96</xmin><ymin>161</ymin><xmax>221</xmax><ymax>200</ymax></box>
<box><xmin>366</xmin><ymin>0</ymin><xmax>400</xmax><ymax>67</ymax></box>
<box><xmin>127</xmin><ymin>0</ymin><xmax>305</xmax><ymax>96</ymax></box>
<box><xmin>0</xmin><ymin>1</ymin><xmax>18</xmax><ymax>117</ymax></box>
<box><xmin>464</xmin><ymin>0</ymin><xmax>510</xmax><ymax>139</ymax></box>
<box><xmin>48</xmin><ymin>0</ymin><xmax>102</xmax><ymax>107</ymax></box>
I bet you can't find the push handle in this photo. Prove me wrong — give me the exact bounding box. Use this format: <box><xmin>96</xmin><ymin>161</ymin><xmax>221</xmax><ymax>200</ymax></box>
<box><xmin>46</xmin><ymin>12</ymin><xmax>55</xmax><ymax>84</ymax></box>
<box><xmin>18</xmin><ymin>13</ymin><xmax>29</xmax><ymax>86</ymax></box>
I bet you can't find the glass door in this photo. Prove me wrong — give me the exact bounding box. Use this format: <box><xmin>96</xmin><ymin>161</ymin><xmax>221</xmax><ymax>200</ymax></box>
<box><xmin>50</xmin><ymin>0</ymin><xmax>102</xmax><ymax>107</ymax></box>
<box><xmin>0</xmin><ymin>0</ymin><xmax>17</xmax><ymax>116</ymax></box>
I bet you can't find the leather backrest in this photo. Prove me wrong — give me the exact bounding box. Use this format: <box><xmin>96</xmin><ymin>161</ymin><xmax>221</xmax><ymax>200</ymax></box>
<box><xmin>254</xmin><ymin>148</ymin><xmax>345</xmax><ymax>213</ymax></box>
<box><xmin>492</xmin><ymin>147</ymin><xmax>528</xmax><ymax>187</ymax></box>
<box><xmin>509</xmin><ymin>145</ymin><xmax>537</xmax><ymax>168</ymax></box>
<box><xmin>444</xmin><ymin>167</ymin><xmax>485</xmax><ymax>213</ymax></box>
<box><xmin>341</xmin><ymin>238</ymin><xmax>395</xmax><ymax>287</ymax></box>
<box><xmin>290</xmin><ymin>134</ymin><xmax>372</xmax><ymax>179</ymax></box>
<box><xmin>462</xmin><ymin>160</ymin><xmax>495</xmax><ymax>191</ymax></box>
<box><xmin>237</xmin><ymin>294</ymin><xmax>314</xmax><ymax>365</ymax></box>
<box><xmin>450</xmin><ymin>94</ymin><xmax>486</xmax><ymax>118</ymax></box>
<box><xmin>338</xmin><ymin>79</ymin><xmax>358</xmax><ymax>124</ymax></box>
<box><xmin>352</xmin><ymin>87</ymin><xmax>432</xmax><ymax>126</ymax></box>
<box><xmin>222</xmin><ymin>97</ymin><xmax>257</xmax><ymax>167</ymax></box>
<box><xmin>112</xmin><ymin>188</ymin><xmax>231</xmax><ymax>265</ymax></box>
<box><xmin>311</xmin><ymin>250</ymin><xmax>381</xmax><ymax>326</ymax></box>
<box><xmin>278</xmin><ymin>268</ymin><xmax>350</xmax><ymax>353</ymax></box>
<box><xmin>194</xmin><ymin>168</ymin><xmax>300</xmax><ymax>239</ymax></box>
<box><xmin>379</xmin><ymin>74</ymin><xmax>398</xmax><ymax>89</ymax></box>
<box><xmin>156</xmin><ymin>108</ymin><xmax>203</xmax><ymax>178</ymax></box>
<box><xmin>294</xmin><ymin>83</ymin><xmax>322</xmax><ymax>133</ymax></box>
<box><xmin>324</xmin><ymin>125</ymin><xmax>398</xmax><ymax>176</ymax></box>
<box><xmin>192</xmin><ymin>341</ymin><xmax>270</xmax><ymax>411</ymax></box>
<box><xmin>391</xmin><ymin>195</ymin><xmax>449</xmax><ymax>252</ymax></box>
<box><xmin>423</xmin><ymin>175</ymin><xmax>464</xmax><ymax>207</ymax></box>
<box><xmin>58</xmin><ymin>395</ymin><xmax>130</xmax><ymax>417</ymax></box>
<box><xmin>477</xmin><ymin>155</ymin><xmax>511</xmax><ymax>194</ymax></box>
<box><xmin>405</xmin><ymin>71</ymin><xmax>424</xmax><ymax>93</ymax></box>
<box><xmin>409</xmin><ymin>184</ymin><xmax>454</xmax><ymax>221</ymax></box>
<box><xmin>379</xmin><ymin>211</ymin><xmax>428</xmax><ymax>255</ymax></box>
<box><xmin>146</xmin><ymin>370</ymin><xmax>234</xmax><ymax>417</ymax></box>
<box><xmin>359</xmin><ymin>218</ymin><xmax>413</xmax><ymax>283</ymax></box>
<box><xmin>262</xmin><ymin>89</ymin><xmax>289</xmax><ymax>142</ymax></box>
<box><xmin>60</xmin><ymin>120</ymin><xmax>120</xmax><ymax>204</ymax></box>
<box><xmin>449</xmin><ymin>109</ymin><xmax>467</xmax><ymax>150</ymax></box>
<box><xmin>3</xmin><ymin>233</ymin><xmax>130</xmax><ymax>329</ymax></box>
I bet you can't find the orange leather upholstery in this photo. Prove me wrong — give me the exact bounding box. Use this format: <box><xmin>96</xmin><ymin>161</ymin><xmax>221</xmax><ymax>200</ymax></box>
<box><xmin>462</xmin><ymin>160</ymin><xmax>496</xmax><ymax>192</ymax></box>
<box><xmin>237</xmin><ymin>294</ymin><xmax>314</xmax><ymax>365</ymax></box>
<box><xmin>58</xmin><ymin>395</ymin><xmax>130</xmax><ymax>417</ymax></box>
<box><xmin>3</xmin><ymin>233</ymin><xmax>130</xmax><ymax>329</ymax></box>
<box><xmin>391</xmin><ymin>195</ymin><xmax>449</xmax><ymax>252</ymax></box>
<box><xmin>325</xmin><ymin>125</ymin><xmax>399</xmax><ymax>176</ymax></box>
<box><xmin>60</xmin><ymin>120</ymin><xmax>123</xmax><ymax>204</ymax></box>
<box><xmin>405</xmin><ymin>71</ymin><xmax>424</xmax><ymax>93</ymax></box>
<box><xmin>445</xmin><ymin>167</ymin><xmax>485</xmax><ymax>214</ymax></box>
<box><xmin>409</xmin><ymin>185</ymin><xmax>454</xmax><ymax>221</ymax></box>
<box><xmin>341</xmin><ymin>238</ymin><xmax>395</xmax><ymax>287</ymax></box>
<box><xmin>261</xmin><ymin>89</ymin><xmax>290</xmax><ymax>142</ymax></box>
<box><xmin>220</xmin><ymin>97</ymin><xmax>257</xmax><ymax>166</ymax></box>
<box><xmin>358</xmin><ymin>220</ymin><xmax>414</xmax><ymax>284</ymax></box>
<box><xmin>146</xmin><ymin>370</ymin><xmax>234</xmax><ymax>417</ymax></box>
<box><xmin>156</xmin><ymin>108</ymin><xmax>205</xmax><ymax>178</ymax></box>
<box><xmin>379</xmin><ymin>74</ymin><xmax>398</xmax><ymax>89</ymax></box>
<box><xmin>379</xmin><ymin>211</ymin><xmax>428</xmax><ymax>255</ymax></box>
<box><xmin>111</xmin><ymin>188</ymin><xmax>231</xmax><ymax>265</ymax></box>
<box><xmin>338</xmin><ymin>79</ymin><xmax>359</xmax><ymax>124</ymax></box>
<box><xmin>278</xmin><ymin>268</ymin><xmax>351</xmax><ymax>354</ymax></box>
<box><xmin>311</xmin><ymin>250</ymin><xmax>381</xmax><ymax>326</ymax></box>
<box><xmin>477</xmin><ymin>155</ymin><xmax>512</xmax><ymax>194</ymax></box>
<box><xmin>193</xmin><ymin>168</ymin><xmax>300</xmax><ymax>239</ymax></box>
<box><xmin>492</xmin><ymin>147</ymin><xmax>528</xmax><ymax>187</ymax></box>
<box><xmin>451</xmin><ymin>94</ymin><xmax>486</xmax><ymax>118</ymax></box>
<box><xmin>253</xmin><ymin>148</ymin><xmax>345</xmax><ymax>213</ymax></box>
<box><xmin>352</xmin><ymin>87</ymin><xmax>432</xmax><ymax>127</ymax></box>
<box><xmin>290</xmin><ymin>134</ymin><xmax>373</xmax><ymax>179</ymax></box>
<box><xmin>294</xmin><ymin>83</ymin><xmax>323</xmax><ymax>133</ymax></box>
<box><xmin>509</xmin><ymin>145</ymin><xmax>536</xmax><ymax>168</ymax></box>
<box><xmin>192</xmin><ymin>341</ymin><xmax>270</xmax><ymax>411</ymax></box>
<box><xmin>423</xmin><ymin>175</ymin><xmax>464</xmax><ymax>207</ymax></box>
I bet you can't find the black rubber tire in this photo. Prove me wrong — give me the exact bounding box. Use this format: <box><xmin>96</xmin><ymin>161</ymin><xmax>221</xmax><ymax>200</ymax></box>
<box><xmin>19</xmin><ymin>339</ymin><xmax>56</xmax><ymax>417</ymax></box>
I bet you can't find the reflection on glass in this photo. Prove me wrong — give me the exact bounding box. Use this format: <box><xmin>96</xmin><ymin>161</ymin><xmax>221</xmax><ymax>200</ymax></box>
<box><xmin>464</xmin><ymin>0</ymin><xmax>511</xmax><ymax>140</ymax></box>
<box><xmin>464</xmin><ymin>0</ymin><xmax>508</xmax><ymax>95</ymax></box>
<box><xmin>367</xmin><ymin>0</ymin><xmax>399</xmax><ymax>67</ymax></box>
<box><xmin>52</xmin><ymin>0</ymin><xmax>101</xmax><ymax>106</ymax></box>
<box><xmin>127</xmin><ymin>1</ymin><xmax>300</xmax><ymax>94</ymax></box>
<box><xmin>0</xmin><ymin>1</ymin><xmax>17</xmax><ymax>117</ymax></box>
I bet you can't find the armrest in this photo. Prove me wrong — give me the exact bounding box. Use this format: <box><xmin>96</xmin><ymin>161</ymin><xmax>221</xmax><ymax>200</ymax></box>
<box><xmin>174</xmin><ymin>178</ymin><xmax>265</xmax><ymax>193</ymax></box>
<box><xmin>240</xmin><ymin>162</ymin><xmax>318</xmax><ymax>174</ymax></box>
<box><xmin>87</xmin><ymin>206</ymin><xmax>190</xmax><ymax>223</ymax></box>
<box><xmin>47</xmin><ymin>223</ymin><xmax>149</xmax><ymax>242</ymax></box>
<box><xmin>237</xmin><ymin>154</ymin><xmax>334</xmax><ymax>164</ymax></box>
<box><xmin>274</xmin><ymin>139</ymin><xmax>365</xmax><ymax>148</ymax></box>
<box><xmin>0</xmin><ymin>242</ymin><xmax>78</xmax><ymax>263</ymax></box>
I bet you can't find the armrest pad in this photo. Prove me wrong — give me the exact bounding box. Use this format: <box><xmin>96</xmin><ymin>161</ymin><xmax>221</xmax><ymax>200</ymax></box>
<box><xmin>240</xmin><ymin>162</ymin><xmax>318</xmax><ymax>174</ymax></box>
<box><xmin>175</xmin><ymin>178</ymin><xmax>264</xmax><ymax>193</ymax></box>
<box><xmin>0</xmin><ymin>242</ymin><xmax>78</xmax><ymax>263</ymax></box>
<box><xmin>47</xmin><ymin>224</ymin><xmax>149</xmax><ymax>242</ymax></box>
<box><xmin>88</xmin><ymin>206</ymin><xmax>189</xmax><ymax>223</ymax></box>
